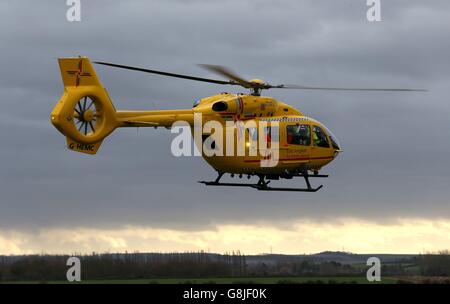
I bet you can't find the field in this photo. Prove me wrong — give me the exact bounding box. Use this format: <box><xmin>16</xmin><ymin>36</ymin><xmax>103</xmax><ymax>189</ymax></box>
<box><xmin>2</xmin><ymin>276</ymin><xmax>398</xmax><ymax>284</ymax></box>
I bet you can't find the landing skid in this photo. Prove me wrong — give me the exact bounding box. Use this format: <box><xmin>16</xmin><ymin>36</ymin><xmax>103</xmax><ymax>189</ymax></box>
<box><xmin>199</xmin><ymin>171</ymin><xmax>325</xmax><ymax>192</ymax></box>
<box><xmin>199</xmin><ymin>181</ymin><xmax>258</xmax><ymax>188</ymax></box>
<box><xmin>253</xmin><ymin>184</ymin><xmax>323</xmax><ymax>192</ymax></box>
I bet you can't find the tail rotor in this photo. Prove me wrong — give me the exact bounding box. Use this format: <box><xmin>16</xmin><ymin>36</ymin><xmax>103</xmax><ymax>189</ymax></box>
<box><xmin>74</xmin><ymin>96</ymin><xmax>98</xmax><ymax>136</ymax></box>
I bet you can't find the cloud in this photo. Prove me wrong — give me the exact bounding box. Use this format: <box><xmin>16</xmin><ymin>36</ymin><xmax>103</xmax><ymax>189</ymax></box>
<box><xmin>0</xmin><ymin>0</ymin><xmax>450</xmax><ymax>253</ymax></box>
<box><xmin>2</xmin><ymin>217</ymin><xmax>450</xmax><ymax>255</ymax></box>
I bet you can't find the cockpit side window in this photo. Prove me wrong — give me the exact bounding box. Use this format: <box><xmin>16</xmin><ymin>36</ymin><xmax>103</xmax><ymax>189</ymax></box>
<box><xmin>286</xmin><ymin>124</ymin><xmax>311</xmax><ymax>146</ymax></box>
<box><xmin>313</xmin><ymin>125</ymin><xmax>330</xmax><ymax>148</ymax></box>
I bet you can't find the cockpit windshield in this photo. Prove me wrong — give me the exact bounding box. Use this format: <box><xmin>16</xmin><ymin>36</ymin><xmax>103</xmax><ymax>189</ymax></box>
<box><xmin>324</xmin><ymin>126</ymin><xmax>341</xmax><ymax>150</ymax></box>
<box><xmin>192</xmin><ymin>99</ymin><xmax>201</xmax><ymax>108</ymax></box>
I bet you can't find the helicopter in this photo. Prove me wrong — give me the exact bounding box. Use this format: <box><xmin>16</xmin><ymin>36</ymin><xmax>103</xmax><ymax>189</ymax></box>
<box><xmin>50</xmin><ymin>57</ymin><xmax>425</xmax><ymax>192</ymax></box>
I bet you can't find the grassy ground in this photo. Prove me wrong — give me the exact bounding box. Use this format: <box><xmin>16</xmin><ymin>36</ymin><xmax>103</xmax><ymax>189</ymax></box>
<box><xmin>2</xmin><ymin>276</ymin><xmax>397</xmax><ymax>284</ymax></box>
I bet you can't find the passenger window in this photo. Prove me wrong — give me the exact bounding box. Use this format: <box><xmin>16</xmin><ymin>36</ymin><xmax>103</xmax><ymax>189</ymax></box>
<box><xmin>247</xmin><ymin>127</ymin><xmax>258</xmax><ymax>144</ymax></box>
<box><xmin>313</xmin><ymin>126</ymin><xmax>330</xmax><ymax>148</ymax></box>
<box><xmin>286</xmin><ymin>124</ymin><xmax>311</xmax><ymax>146</ymax></box>
<box><xmin>202</xmin><ymin>134</ymin><xmax>216</xmax><ymax>150</ymax></box>
<box><xmin>264</xmin><ymin>126</ymin><xmax>276</xmax><ymax>142</ymax></box>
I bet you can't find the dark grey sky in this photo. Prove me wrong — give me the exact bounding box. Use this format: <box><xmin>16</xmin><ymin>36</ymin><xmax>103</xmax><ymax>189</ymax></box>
<box><xmin>1</xmin><ymin>0</ymin><xmax>449</xmax><ymax>235</ymax></box>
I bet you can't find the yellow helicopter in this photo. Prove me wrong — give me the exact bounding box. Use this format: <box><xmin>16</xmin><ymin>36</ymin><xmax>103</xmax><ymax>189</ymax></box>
<box><xmin>50</xmin><ymin>57</ymin><xmax>425</xmax><ymax>192</ymax></box>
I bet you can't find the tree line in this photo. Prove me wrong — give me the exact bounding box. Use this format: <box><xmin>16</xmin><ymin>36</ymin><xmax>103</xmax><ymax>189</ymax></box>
<box><xmin>0</xmin><ymin>251</ymin><xmax>246</xmax><ymax>281</ymax></box>
<box><xmin>1</xmin><ymin>250</ymin><xmax>449</xmax><ymax>281</ymax></box>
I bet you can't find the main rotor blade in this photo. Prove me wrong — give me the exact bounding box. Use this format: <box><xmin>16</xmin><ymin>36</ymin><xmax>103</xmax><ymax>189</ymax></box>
<box><xmin>199</xmin><ymin>64</ymin><xmax>254</xmax><ymax>88</ymax></box>
<box><xmin>269</xmin><ymin>84</ymin><xmax>427</xmax><ymax>92</ymax></box>
<box><xmin>95</xmin><ymin>61</ymin><xmax>427</xmax><ymax>92</ymax></box>
<box><xmin>94</xmin><ymin>61</ymin><xmax>237</xmax><ymax>86</ymax></box>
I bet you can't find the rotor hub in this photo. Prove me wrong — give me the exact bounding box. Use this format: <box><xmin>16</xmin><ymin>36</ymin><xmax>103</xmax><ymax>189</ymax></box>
<box><xmin>82</xmin><ymin>109</ymin><xmax>95</xmax><ymax>122</ymax></box>
<box><xmin>249</xmin><ymin>79</ymin><xmax>265</xmax><ymax>86</ymax></box>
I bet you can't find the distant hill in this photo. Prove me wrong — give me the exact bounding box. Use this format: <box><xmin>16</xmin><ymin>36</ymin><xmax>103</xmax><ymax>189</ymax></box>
<box><xmin>245</xmin><ymin>251</ymin><xmax>418</xmax><ymax>265</ymax></box>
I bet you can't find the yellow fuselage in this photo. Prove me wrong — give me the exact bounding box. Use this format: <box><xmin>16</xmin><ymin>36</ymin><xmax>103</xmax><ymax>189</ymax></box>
<box><xmin>188</xmin><ymin>93</ymin><xmax>340</xmax><ymax>174</ymax></box>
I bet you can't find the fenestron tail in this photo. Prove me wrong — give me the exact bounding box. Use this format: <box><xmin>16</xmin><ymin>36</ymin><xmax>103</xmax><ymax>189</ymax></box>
<box><xmin>51</xmin><ymin>57</ymin><xmax>118</xmax><ymax>154</ymax></box>
<box><xmin>51</xmin><ymin>57</ymin><xmax>195</xmax><ymax>155</ymax></box>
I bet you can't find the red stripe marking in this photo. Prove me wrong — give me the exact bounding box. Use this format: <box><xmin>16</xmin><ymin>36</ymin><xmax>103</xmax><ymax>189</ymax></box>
<box><xmin>243</xmin><ymin>156</ymin><xmax>334</xmax><ymax>163</ymax></box>
<box><xmin>238</xmin><ymin>97</ymin><xmax>244</xmax><ymax>114</ymax></box>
